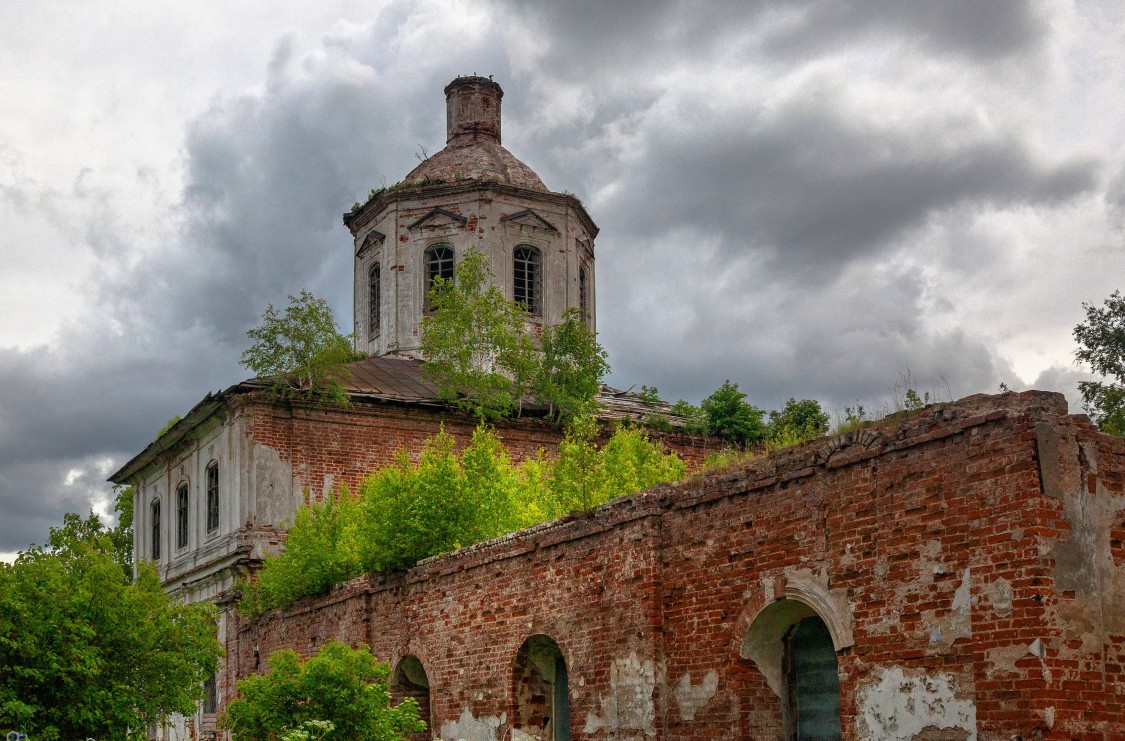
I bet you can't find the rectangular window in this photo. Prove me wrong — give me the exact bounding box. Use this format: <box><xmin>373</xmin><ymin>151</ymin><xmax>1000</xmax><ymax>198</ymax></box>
<box><xmin>176</xmin><ymin>484</ymin><xmax>189</xmax><ymax>549</ymax></box>
<box><xmin>206</xmin><ymin>463</ymin><xmax>220</xmax><ymax>533</ymax></box>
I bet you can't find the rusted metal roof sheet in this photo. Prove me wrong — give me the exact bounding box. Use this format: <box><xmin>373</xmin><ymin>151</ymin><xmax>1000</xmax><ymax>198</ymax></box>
<box><xmin>338</xmin><ymin>355</ymin><xmax>443</xmax><ymax>400</ymax></box>
<box><xmin>334</xmin><ymin>355</ymin><xmax>687</xmax><ymax>425</ymax></box>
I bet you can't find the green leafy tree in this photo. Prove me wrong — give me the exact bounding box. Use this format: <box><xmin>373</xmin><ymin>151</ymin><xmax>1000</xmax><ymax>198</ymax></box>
<box><xmin>357</xmin><ymin>427</ymin><xmax>523</xmax><ymax>573</ymax></box>
<box><xmin>535</xmin><ymin>308</ymin><xmax>610</xmax><ymax>425</ymax></box>
<box><xmin>545</xmin><ymin>424</ymin><xmax>686</xmax><ymax>515</ymax></box>
<box><xmin>239</xmin><ymin>424</ymin><xmax>686</xmax><ymax>614</ymax></box>
<box><xmin>247</xmin><ymin>493</ymin><xmax>363</xmax><ymax>614</ymax></box>
<box><xmin>768</xmin><ymin>398</ymin><xmax>830</xmax><ymax>446</ymax></box>
<box><xmin>701</xmin><ymin>380</ymin><xmax>767</xmax><ymax>447</ymax></box>
<box><xmin>241</xmin><ymin>290</ymin><xmax>362</xmax><ymax>403</ymax></box>
<box><xmin>670</xmin><ymin>399</ymin><xmax>708</xmax><ymax>436</ymax></box>
<box><xmin>1074</xmin><ymin>290</ymin><xmax>1125</xmax><ymax>435</ymax></box>
<box><xmin>221</xmin><ymin>641</ymin><xmax>425</xmax><ymax>741</ymax></box>
<box><xmin>0</xmin><ymin>513</ymin><xmax>222</xmax><ymax>740</ymax></box>
<box><xmin>421</xmin><ymin>249</ymin><xmax>538</xmax><ymax>420</ymax></box>
<box><xmin>111</xmin><ymin>484</ymin><xmax>134</xmax><ymax>581</ymax></box>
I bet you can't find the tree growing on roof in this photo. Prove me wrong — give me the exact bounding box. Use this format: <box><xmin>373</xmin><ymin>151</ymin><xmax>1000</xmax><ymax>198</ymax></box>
<box><xmin>421</xmin><ymin>248</ymin><xmax>537</xmax><ymax>421</ymax></box>
<box><xmin>421</xmin><ymin>248</ymin><xmax>609</xmax><ymax>426</ymax></box>
<box><xmin>240</xmin><ymin>290</ymin><xmax>363</xmax><ymax>404</ymax></box>
<box><xmin>701</xmin><ymin>380</ymin><xmax>767</xmax><ymax>447</ymax></box>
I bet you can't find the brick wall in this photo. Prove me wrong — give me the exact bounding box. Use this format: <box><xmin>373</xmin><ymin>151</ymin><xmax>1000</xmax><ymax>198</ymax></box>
<box><xmin>229</xmin><ymin>391</ymin><xmax>1125</xmax><ymax>740</ymax></box>
<box><xmin>232</xmin><ymin>392</ymin><xmax>717</xmax><ymax>504</ymax></box>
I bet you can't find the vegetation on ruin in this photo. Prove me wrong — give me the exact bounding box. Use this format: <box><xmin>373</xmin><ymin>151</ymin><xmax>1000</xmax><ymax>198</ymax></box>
<box><xmin>222</xmin><ymin>641</ymin><xmax>425</xmax><ymax>741</ymax></box>
<box><xmin>421</xmin><ymin>248</ymin><xmax>609</xmax><ymax>427</ymax></box>
<box><xmin>649</xmin><ymin>381</ymin><xmax>829</xmax><ymax>450</ymax></box>
<box><xmin>0</xmin><ymin>510</ymin><xmax>222</xmax><ymax>740</ymax></box>
<box><xmin>1074</xmin><ymin>290</ymin><xmax>1125</xmax><ymax>435</ymax></box>
<box><xmin>237</xmin><ymin>423</ymin><xmax>684</xmax><ymax>617</ymax></box>
<box><xmin>241</xmin><ymin>290</ymin><xmax>363</xmax><ymax>404</ymax></box>
<box><xmin>156</xmin><ymin>415</ymin><xmax>182</xmax><ymax>438</ymax></box>
<box><xmin>349</xmin><ymin>177</ymin><xmax>448</xmax><ymax>213</ymax></box>
<box><xmin>768</xmin><ymin>397</ymin><xmax>832</xmax><ymax>446</ymax></box>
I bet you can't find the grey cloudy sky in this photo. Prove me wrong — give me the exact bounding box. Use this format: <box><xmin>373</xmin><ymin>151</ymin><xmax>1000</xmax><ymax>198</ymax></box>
<box><xmin>1</xmin><ymin>0</ymin><xmax>1122</xmax><ymax>556</ymax></box>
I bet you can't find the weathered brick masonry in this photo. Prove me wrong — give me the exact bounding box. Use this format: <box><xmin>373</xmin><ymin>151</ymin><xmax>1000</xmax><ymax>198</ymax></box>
<box><xmin>231</xmin><ymin>391</ymin><xmax>715</xmax><ymax>506</ymax></box>
<box><xmin>230</xmin><ymin>391</ymin><xmax>1125</xmax><ymax>740</ymax></box>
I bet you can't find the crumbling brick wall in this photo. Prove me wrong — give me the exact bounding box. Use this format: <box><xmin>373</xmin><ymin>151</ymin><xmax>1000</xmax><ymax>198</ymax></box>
<box><xmin>228</xmin><ymin>391</ymin><xmax>1125</xmax><ymax>740</ymax></box>
<box><xmin>231</xmin><ymin>392</ymin><xmax>716</xmax><ymax>506</ymax></box>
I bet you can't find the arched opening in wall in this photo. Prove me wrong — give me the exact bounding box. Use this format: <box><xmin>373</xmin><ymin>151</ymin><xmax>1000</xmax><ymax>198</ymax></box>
<box><xmin>513</xmin><ymin>245</ymin><xmax>542</xmax><ymax>315</ymax></box>
<box><xmin>512</xmin><ymin>634</ymin><xmax>570</xmax><ymax>741</ymax></box>
<box><xmin>369</xmin><ymin>260</ymin><xmax>381</xmax><ymax>339</ymax></box>
<box><xmin>424</xmin><ymin>243</ymin><xmax>454</xmax><ymax>312</ymax></box>
<box><xmin>739</xmin><ymin>599</ymin><xmax>844</xmax><ymax>741</ymax></box>
<box><xmin>783</xmin><ymin>616</ymin><xmax>840</xmax><ymax>740</ymax></box>
<box><xmin>391</xmin><ymin>655</ymin><xmax>431</xmax><ymax>741</ymax></box>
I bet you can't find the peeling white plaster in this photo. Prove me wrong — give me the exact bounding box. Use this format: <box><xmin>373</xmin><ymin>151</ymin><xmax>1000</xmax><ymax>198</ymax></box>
<box><xmin>584</xmin><ymin>654</ymin><xmax>657</xmax><ymax>736</ymax></box>
<box><xmin>440</xmin><ymin>707</ymin><xmax>504</xmax><ymax>741</ymax></box>
<box><xmin>925</xmin><ymin>569</ymin><xmax>972</xmax><ymax>656</ymax></box>
<box><xmin>671</xmin><ymin>670</ymin><xmax>718</xmax><ymax>721</ymax></box>
<box><xmin>856</xmin><ymin>666</ymin><xmax>976</xmax><ymax>741</ymax></box>
<box><xmin>985</xmin><ymin>577</ymin><xmax>1013</xmax><ymax>617</ymax></box>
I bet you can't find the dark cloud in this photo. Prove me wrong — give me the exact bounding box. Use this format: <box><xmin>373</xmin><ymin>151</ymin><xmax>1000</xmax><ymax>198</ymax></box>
<box><xmin>0</xmin><ymin>1</ymin><xmax>523</xmax><ymax>552</ymax></box>
<box><xmin>600</xmin><ymin>96</ymin><xmax>1098</xmax><ymax>282</ymax></box>
<box><xmin>0</xmin><ymin>0</ymin><xmax>1117</xmax><ymax>555</ymax></box>
<box><xmin>600</xmin><ymin>244</ymin><xmax>1013</xmax><ymax>410</ymax></box>
<box><xmin>499</xmin><ymin>0</ymin><xmax>1048</xmax><ymax>82</ymax></box>
<box><xmin>759</xmin><ymin>1</ymin><xmax>1049</xmax><ymax>62</ymax></box>
<box><xmin>0</xmin><ymin>457</ymin><xmax>118</xmax><ymax>554</ymax></box>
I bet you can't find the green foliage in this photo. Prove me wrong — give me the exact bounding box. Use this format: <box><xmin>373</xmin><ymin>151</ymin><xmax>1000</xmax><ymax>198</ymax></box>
<box><xmin>357</xmin><ymin>428</ymin><xmax>524</xmax><ymax>573</ymax></box>
<box><xmin>1074</xmin><ymin>290</ymin><xmax>1125</xmax><ymax>435</ymax></box>
<box><xmin>535</xmin><ymin>308</ymin><xmax>610</xmax><ymax>425</ymax></box>
<box><xmin>546</xmin><ymin>425</ymin><xmax>686</xmax><ymax>515</ymax></box>
<box><xmin>0</xmin><ymin>513</ymin><xmax>222</xmax><ymax>740</ymax></box>
<box><xmin>240</xmin><ymin>425</ymin><xmax>685</xmax><ymax>616</ymax></box>
<box><xmin>422</xmin><ymin>249</ymin><xmax>538</xmax><ymax>421</ymax></box>
<box><xmin>350</xmin><ymin>178</ymin><xmax>448</xmax><ymax>213</ymax></box>
<box><xmin>221</xmin><ymin>642</ymin><xmax>425</xmax><ymax>741</ymax></box>
<box><xmin>833</xmin><ymin>403</ymin><xmax>872</xmax><ymax>434</ymax></box>
<box><xmin>701</xmin><ymin>380</ymin><xmax>767</xmax><ymax>447</ymax></box>
<box><xmin>248</xmin><ymin>494</ymin><xmax>362</xmax><ymax>613</ymax></box>
<box><xmin>241</xmin><ymin>290</ymin><xmax>362</xmax><ymax>404</ymax></box>
<box><xmin>670</xmin><ymin>399</ymin><xmax>708</xmax><ymax>436</ymax></box>
<box><xmin>767</xmin><ymin>398</ymin><xmax>830</xmax><ymax>446</ymax></box>
<box><xmin>280</xmin><ymin>720</ymin><xmax>335</xmax><ymax>741</ymax></box>
<box><xmin>110</xmin><ymin>485</ymin><xmax>134</xmax><ymax>581</ymax></box>
<box><xmin>157</xmin><ymin>415</ymin><xmax>182</xmax><ymax>437</ymax></box>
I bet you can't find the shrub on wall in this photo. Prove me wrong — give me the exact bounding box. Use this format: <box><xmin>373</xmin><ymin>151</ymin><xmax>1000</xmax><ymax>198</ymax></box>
<box><xmin>239</xmin><ymin>424</ymin><xmax>685</xmax><ymax>616</ymax></box>
<box><xmin>222</xmin><ymin>641</ymin><xmax>425</xmax><ymax>741</ymax></box>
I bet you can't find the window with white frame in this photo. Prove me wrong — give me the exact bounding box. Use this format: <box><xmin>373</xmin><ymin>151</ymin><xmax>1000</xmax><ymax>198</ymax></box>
<box><xmin>176</xmin><ymin>483</ymin><xmax>189</xmax><ymax>550</ymax></box>
<box><xmin>206</xmin><ymin>462</ymin><xmax>219</xmax><ymax>533</ymax></box>
<box><xmin>513</xmin><ymin>245</ymin><xmax>542</xmax><ymax>314</ymax></box>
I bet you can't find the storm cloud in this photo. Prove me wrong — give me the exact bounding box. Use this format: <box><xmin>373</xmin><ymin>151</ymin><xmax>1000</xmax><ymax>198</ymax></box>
<box><xmin>0</xmin><ymin>0</ymin><xmax>1121</xmax><ymax>554</ymax></box>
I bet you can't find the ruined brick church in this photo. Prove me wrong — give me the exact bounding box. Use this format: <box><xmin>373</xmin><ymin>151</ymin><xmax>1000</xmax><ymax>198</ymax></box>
<box><xmin>111</xmin><ymin>77</ymin><xmax>1125</xmax><ymax>741</ymax></box>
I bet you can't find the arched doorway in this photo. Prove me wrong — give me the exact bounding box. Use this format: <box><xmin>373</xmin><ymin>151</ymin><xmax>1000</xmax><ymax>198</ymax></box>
<box><xmin>739</xmin><ymin>599</ymin><xmax>844</xmax><ymax>740</ymax></box>
<box><xmin>783</xmin><ymin>616</ymin><xmax>841</xmax><ymax>740</ymax></box>
<box><xmin>512</xmin><ymin>635</ymin><xmax>570</xmax><ymax>741</ymax></box>
<box><xmin>391</xmin><ymin>655</ymin><xmax>431</xmax><ymax>741</ymax></box>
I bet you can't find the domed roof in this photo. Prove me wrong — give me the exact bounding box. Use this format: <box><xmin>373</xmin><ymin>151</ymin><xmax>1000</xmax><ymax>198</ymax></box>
<box><xmin>403</xmin><ymin>141</ymin><xmax>548</xmax><ymax>192</ymax></box>
<box><xmin>402</xmin><ymin>75</ymin><xmax>548</xmax><ymax>193</ymax></box>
